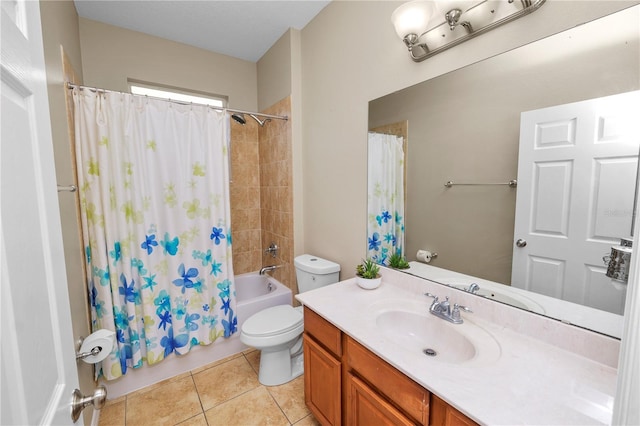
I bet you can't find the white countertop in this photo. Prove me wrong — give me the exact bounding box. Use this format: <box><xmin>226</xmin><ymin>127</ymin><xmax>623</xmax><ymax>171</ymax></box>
<box><xmin>296</xmin><ymin>275</ymin><xmax>618</xmax><ymax>425</ymax></box>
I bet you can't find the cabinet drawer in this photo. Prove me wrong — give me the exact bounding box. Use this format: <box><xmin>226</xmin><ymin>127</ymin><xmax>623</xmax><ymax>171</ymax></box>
<box><xmin>346</xmin><ymin>337</ymin><xmax>429</xmax><ymax>425</ymax></box>
<box><xmin>347</xmin><ymin>373</ymin><xmax>415</xmax><ymax>426</ymax></box>
<box><xmin>304</xmin><ymin>306</ymin><xmax>342</xmax><ymax>357</ymax></box>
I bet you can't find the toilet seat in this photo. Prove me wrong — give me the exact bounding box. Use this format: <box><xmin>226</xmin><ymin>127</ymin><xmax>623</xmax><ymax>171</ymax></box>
<box><xmin>241</xmin><ymin>305</ymin><xmax>303</xmax><ymax>338</ymax></box>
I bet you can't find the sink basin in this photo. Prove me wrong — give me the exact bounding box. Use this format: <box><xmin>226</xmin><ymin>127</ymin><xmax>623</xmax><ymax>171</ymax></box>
<box><xmin>371</xmin><ymin>301</ymin><xmax>501</xmax><ymax>366</ymax></box>
<box><xmin>376</xmin><ymin>311</ymin><xmax>477</xmax><ymax>363</ymax></box>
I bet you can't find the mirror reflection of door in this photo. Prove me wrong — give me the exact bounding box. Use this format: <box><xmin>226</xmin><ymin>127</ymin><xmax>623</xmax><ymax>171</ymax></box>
<box><xmin>367</xmin><ymin>121</ymin><xmax>408</xmax><ymax>264</ymax></box>
<box><xmin>512</xmin><ymin>91</ymin><xmax>640</xmax><ymax>315</ymax></box>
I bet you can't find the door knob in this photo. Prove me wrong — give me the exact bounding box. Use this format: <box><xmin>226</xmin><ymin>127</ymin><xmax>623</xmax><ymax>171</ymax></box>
<box><xmin>515</xmin><ymin>239</ymin><xmax>527</xmax><ymax>248</ymax></box>
<box><xmin>71</xmin><ymin>386</ymin><xmax>107</xmax><ymax>422</ymax></box>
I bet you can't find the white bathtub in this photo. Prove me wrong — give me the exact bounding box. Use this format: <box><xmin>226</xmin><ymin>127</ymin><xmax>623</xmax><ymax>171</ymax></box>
<box><xmin>235</xmin><ymin>272</ymin><xmax>293</xmax><ymax>320</ymax></box>
<box><xmin>102</xmin><ymin>272</ymin><xmax>292</xmax><ymax>399</ymax></box>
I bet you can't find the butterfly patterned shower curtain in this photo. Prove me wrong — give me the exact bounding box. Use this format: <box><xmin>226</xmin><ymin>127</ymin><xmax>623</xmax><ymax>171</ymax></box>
<box><xmin>73</xmin><ymin>88</ymin><xmax>236</xmax><ymax>380</ymax></box>
<box><xmin>367</xmin><ymin>132</ymin><xmax>405</xmax><ymax>265</ymax></box>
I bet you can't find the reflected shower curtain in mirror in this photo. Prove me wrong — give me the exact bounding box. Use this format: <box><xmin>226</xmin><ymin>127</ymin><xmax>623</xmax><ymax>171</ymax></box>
<box><xmin>367</xmin><ymin>132</ymin><xmax>405</xmax><ymax>264</ymax></box>
<box><xmin>73</xmin><ymin>88</ymin><xmax>236</xmax><ymax>380</ymax></box>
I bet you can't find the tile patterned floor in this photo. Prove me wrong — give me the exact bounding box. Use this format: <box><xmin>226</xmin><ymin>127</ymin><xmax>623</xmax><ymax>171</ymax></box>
<box><xmin>98</xmin><ymin>350</ymin><xmax>319</xmax><ymax>426</ymax></box>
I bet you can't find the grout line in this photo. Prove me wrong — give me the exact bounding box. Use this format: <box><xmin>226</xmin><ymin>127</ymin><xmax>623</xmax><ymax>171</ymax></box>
<box><xmin>264</xmin><ymin>386</ymin><xmax>293</xmax><ymax>425</ymax></box>
<box><xmin>189</xmin><ymin>373</ymin><xmax>208</xmax><ymax>423</ymax></box>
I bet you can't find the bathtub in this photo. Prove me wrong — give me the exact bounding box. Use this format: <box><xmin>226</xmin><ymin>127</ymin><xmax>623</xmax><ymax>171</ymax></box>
<box><xmin>102</xmin><ymin>272</ymin><xmax>292</xmax><ymax>399</ymax></box>
<box><xmin>235</xmin><ymin>272</ymin><xmax>293</xmax><ymax>320</ymax></box>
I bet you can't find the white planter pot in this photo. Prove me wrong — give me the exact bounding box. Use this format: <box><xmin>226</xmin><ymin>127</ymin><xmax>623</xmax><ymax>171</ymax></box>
<box><xmin>356</xmin><ymin>275</ymin><xmax>382</xmax><ymax>290</ymax></box>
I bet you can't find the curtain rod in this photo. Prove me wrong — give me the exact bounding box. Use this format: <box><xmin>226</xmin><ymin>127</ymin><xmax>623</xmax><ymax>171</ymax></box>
<box><xmin>65</xmin><ymin>82</ymin><xmax>288</xmax><ymax>121</ymax></box>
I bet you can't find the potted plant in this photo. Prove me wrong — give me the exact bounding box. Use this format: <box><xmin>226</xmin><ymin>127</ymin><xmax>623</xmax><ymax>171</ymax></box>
<box><xmin>388</xmin><ymin>252</ymin><xmax>410</xmax><ymax>270</ymax></box>
<box><xmin>355</xmin><ymin>258</ymin><xmax>382</xmax><ymax>290</ymax></box>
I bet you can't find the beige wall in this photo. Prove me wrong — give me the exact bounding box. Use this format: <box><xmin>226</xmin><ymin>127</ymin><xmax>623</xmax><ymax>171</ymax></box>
<box><xmin>38</xmin><ymin>1</ymin><xmax>94</xmax><ymax>423</ymax></box>
<box><xmin>257</xmin><ymin>30</ymin><xmax>292</xmax><ymax>111</ymax></box>
<box><xmin>369</xmin><ymin>8</ymin><xmax>640</xmax><ymax>284</ymax></box>
<box><xmin>78</xmin><ymin>18</ymin><xmax>258</xmax><ymax>111</ymax></box>
<box><xmin>299</xmin><ymin>0</ymin><xmax>638</xmax><ymax>279</ymax></box>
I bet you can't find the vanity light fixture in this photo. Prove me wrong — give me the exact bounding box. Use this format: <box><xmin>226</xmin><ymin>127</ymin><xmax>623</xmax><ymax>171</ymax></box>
<box><xmin>391</xmin><ymin>0</ymin><xmax>545</xmax><ymax>62</ymax></box>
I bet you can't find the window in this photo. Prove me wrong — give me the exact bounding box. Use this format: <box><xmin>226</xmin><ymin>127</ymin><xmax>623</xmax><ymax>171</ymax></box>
<box><xmin>128</xmin><ymin>80</ymin><xmax>226</xmax><ymax>108</ymax></box>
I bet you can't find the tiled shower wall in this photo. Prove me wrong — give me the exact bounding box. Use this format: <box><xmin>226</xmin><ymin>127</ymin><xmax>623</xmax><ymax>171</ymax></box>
<box><xmin>259</xmin><ymin>97</ymin><xmax>295</xmax><ymax>293</ymax></box>
<box><xmin>230</xmin><ymin>96</ymin><xmax>295</xmax><ymax>293</ymax></box>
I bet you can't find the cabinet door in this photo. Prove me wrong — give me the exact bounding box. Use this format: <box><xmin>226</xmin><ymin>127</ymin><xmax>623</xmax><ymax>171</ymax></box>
<box><xmin>347</xmin><ymin>374</ymin><xmax>415</xmax><ymax>426</ymax></box>
<box><xmin>430</xmin><ymin>395</ymin><xmax>477</xmax><ymax>426</ymax></box>
<box><xmin>346</xmin><ymin>337</ymin><xmax>429</xmax><ymax>424</ymax></box>
<box><xmin>304</xmin><ymin>334</ymin><xmax>342</xmax><ymax>425</ymax></box>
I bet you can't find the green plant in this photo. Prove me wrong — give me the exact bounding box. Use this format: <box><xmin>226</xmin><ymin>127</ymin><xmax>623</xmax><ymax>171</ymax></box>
<box><xmin>388</xmin><ymin>253</ymin><xmax>410</xmax><ymax>269</ymax></box>
<box><xmin>356</xmin><ymin>258</ymin><xmax>381</xmax><ymax>279</ymax></box>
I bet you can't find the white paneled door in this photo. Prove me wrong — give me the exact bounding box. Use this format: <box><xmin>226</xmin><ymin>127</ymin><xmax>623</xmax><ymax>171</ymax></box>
<box><xmin>512</xmin><ymin>91</ymin><xmax>640</xmax><ymax>315</ymax></box>
<box><xmin>1</xmin><ymin>0</ymin><xmax>80</xmax><ymax>424</ymax></box>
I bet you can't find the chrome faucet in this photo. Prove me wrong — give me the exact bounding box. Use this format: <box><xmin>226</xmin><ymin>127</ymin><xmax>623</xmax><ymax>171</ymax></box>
<box><xmin>259</xmin><ymin>265</ymin><xmax>280</xmax><ymax>275</ymax></box>
<box><xmin>425</xmin><ymin>293</ymin><xmax>472</xmax><ymax>324</ymax></box>
<box><xmin>264</xmin><ymin>242</ymin><xmax>279</xmax><ymax>258</ymax></box>
<box><xmin>465</xmin><ymin>283</ymin><xmax>480</xmax><ymax>294</ymax></box>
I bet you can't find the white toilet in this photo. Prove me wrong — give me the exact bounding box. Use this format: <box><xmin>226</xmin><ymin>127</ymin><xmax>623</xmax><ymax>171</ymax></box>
<box><xmin>240</xmin><ymin>254</ymin><xmax>340</xmax><ymax>386</ymax></box>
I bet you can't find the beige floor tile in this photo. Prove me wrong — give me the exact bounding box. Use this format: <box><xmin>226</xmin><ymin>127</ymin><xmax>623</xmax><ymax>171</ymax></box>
<box><xmin>98</xmin><ymin>399</ymin><xmax>126</xmax><ymax>426</ymax></box>
<box><xmin>204</xmin><ymin>386</ymin><xmax>289</xmax><ymax>426</ymax></box>
<box><xmin>125</xmin><ymin>375</ymin><xmax>202</xmax><ymax>426</ymax></box>
<box><xmin>176</xmin><ymin>413</ymin><xmax>209</xmax><ymax>426</ymax></box>
<box><xmin>244</xmin><ymin>350</ymin><xmax>261</xmax><ymax>374</ymax></box>
<box><xmin>267</xmin><ymin>375</ymin><xmax>309</xmax><ymax>424</ymax></box>
<box><xmin>292</xmin><ymin>413</ymin><xmax>320</xmax><ymax>426</ymax></box>
<box><xmin>191</xmin><ymin>352</ymin><xmax>244</xmax><ymax>375</ymax></box>
<box><xmin>104</xmin><ymin>395</ymin><xmax>126</xmax><ymax>407</ymax></box>
<box><xmin>126</xmin><ymin>371</ymin><xmax>192</xmax><ymax>399</ymax></box>
<box><xmin>193</xmin><ymin>356</ymin><xmax>260</xmax><ymax>411</ymax></box>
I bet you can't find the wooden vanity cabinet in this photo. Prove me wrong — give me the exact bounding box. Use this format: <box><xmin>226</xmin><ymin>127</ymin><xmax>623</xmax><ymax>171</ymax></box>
<box><xmin>303</xmin><ymin>307</ymin><xmax>477</xmax><ymax>426</ymax></box>
<box><xmin>303</xmin><ymin>307</ymin><xmax>343</xmax><ymax>425</ymax></box>
<box><xmin>430</xmin><ymin>395</ymin><xmax>477</xmax><ymax>426</ymax></box>
<box><xmin>345</xmin><ymin>336</ymin><xmax>429</xmax><ymax>425</ymax></box>
<box><xmin>346</xmin><ymin>373</ymin><xmax>415</xmax><ymax>426</ymax></box>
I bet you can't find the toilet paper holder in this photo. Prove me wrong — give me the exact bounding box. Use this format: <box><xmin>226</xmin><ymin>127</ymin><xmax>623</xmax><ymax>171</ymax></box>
<box><xmin>416</xmin><ymin>249</ymin><xmax>438</xmax><ymax>263</ymax></box>
<box><xmin>75</xmin><ymin>342</ymin><xmax>103</xmax><ymax>361</ymax></box>
<box><xmin>75</xmin><ymin>329</ymin><xmax>115</xmax><ymax>364</ymax></box>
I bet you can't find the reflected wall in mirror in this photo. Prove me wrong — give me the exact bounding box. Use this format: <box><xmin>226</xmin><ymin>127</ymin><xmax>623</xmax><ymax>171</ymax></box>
<box><xmin>368</xmin><ymin>6</ymin><xmax>640</xmax><ymax>338</ymax></box>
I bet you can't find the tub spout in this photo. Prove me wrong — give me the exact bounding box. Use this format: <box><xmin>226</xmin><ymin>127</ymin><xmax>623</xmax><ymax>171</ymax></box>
<box><xmin>259</xmin><ymin>265</ymin><xmax>280</xmax><ymax>275</ymax></box>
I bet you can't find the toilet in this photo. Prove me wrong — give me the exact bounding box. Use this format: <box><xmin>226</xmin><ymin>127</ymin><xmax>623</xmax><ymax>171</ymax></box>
<box><xmin>240</xmin><ymin>254</ymin><xmax>340</xmax><ymax>386</ymax></box>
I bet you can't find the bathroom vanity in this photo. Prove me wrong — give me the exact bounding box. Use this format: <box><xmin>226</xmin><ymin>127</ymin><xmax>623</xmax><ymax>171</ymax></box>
<box><xmin>303</xmin><ymin>306</ymin><xmax>474</xmax><ymax>425</ymax></box>
<box><xmin>296</xmin><ymin>267</ymin><xmax>619</xmax><ymax>425</ymax></box>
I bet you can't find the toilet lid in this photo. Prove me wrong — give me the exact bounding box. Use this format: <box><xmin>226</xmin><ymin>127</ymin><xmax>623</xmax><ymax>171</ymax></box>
<box><xmin>242</xmin><ymin>305</ymin><xmax>303</xmax><ymax>337</ymax></box>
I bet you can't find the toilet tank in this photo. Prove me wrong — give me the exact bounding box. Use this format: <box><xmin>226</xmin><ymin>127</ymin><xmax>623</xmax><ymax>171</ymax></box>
<box><xmin>294</xmin><ymin>254</ymin><xmax>340</xmax><ymax>293</ymax></box>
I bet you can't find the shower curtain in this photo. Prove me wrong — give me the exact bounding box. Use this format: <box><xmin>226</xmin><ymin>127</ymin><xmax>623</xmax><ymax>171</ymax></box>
<box><xmin>73</xmin><ymin>88</ymin><xmax>236</xmax><ymax>380</ymax></box>
<box><xmin>367</xmin><ymin>132</ymin><xmax>405</xmax><ymax>264</ymax></box>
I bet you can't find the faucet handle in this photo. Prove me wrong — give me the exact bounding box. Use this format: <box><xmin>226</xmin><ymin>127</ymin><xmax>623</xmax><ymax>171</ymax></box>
<box><xmin>424</xmin><ymin>292</ymin><xmax>439</xmax><ymax>302</ymax></box>
<box><xmin>453</xmin><ymin>303</ymin><xmax>472</xmax><ymax>312</ymax></box>
<box><xmin>452</xmin><ymin>303</ymin><xmax>473</xmax><ymax>321</ymax></box>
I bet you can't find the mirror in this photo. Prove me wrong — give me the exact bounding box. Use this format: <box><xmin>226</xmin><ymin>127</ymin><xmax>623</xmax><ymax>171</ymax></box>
<box><xmin>368</xmin><ymin>6</ymin><xmax>640</xmax><ymax>338</ymax></box>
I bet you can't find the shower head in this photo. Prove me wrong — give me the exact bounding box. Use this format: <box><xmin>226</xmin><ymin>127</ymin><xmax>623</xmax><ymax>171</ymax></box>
<box><xmin>231</xmin><ymin>113</ymin><xmax>246</xmax><ymax>125</ymax></box>
<box><xmin>230</xmin><ymin>112</ymin><xmax>271</xmax><ymax>127</ymax></box>
<box><xmin>248</xmin><ymin>114</ymin><xmax>271</xmax><ymax>127</ymax></box>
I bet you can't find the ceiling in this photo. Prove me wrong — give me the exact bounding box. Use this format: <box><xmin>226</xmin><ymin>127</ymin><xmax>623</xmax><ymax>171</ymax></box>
<box><xmin>73</xmin><ymin>1</ymin><xmax>331</xmax><ymax>62</ymax></box>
